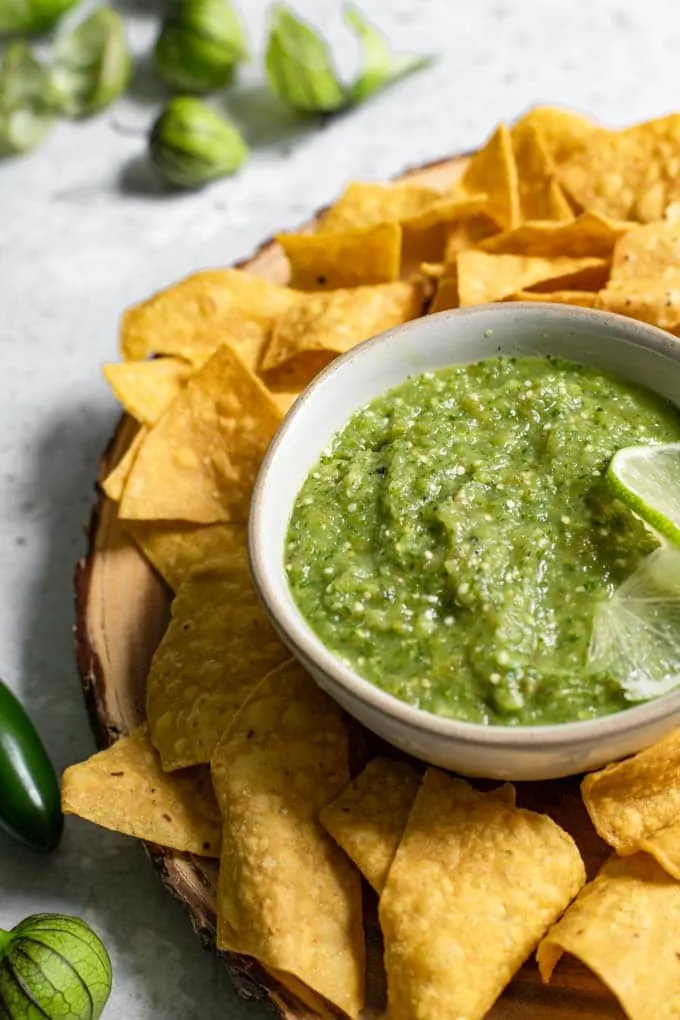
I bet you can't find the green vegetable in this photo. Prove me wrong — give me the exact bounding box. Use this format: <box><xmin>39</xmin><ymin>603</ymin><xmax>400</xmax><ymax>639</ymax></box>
<box><xmin>264</xmin><ymin>3</ymin><xmax>431</xmax><ymax>115</ymax></box>
<box><xmin>0</xmin><ymin>0</ymin><xmax>79</xmax><ymax>36</ymax></box>
<box><xmin>589</xmin><ymin>544</ymin><xmax>680</xmax><ymax>703</ymax></box>
<box><xmin>149</xmin><ymin>95</ymin><xmax>248</xmax><ymax>187</ymax></box>
<box><xmin>0</xmin><ymin>41</ymin><xmax>54</xmax><ymax>155</ymax></box>
<box><xmin>0</xmin><ymin>679</ymin><xmax>62</xmax><ymax>850</ymax></box>
<box><xmin>154</xmin><ymin>0</ymin><xmax>249</xmax><ymax>94</ymax></box>
<box><xmin>265</xmin><ymin>3</ymin><xmax>345</xmax><ymax>114</ymax></box>
<box><xmin>606</xmin><ymin>441</ymin><xmax>680</xmax><ymax>547</ymax></box>
<box><xmin>0</xmin><ymin>913</ymin><xmax>112</xmax><ymax>1019</ymax></box>
<box><xmin>51</xmin><ymin>7</ymin><xmax>131</xmax><ymax>119</ymax></box>
<box><xmin>345</xmin><ymin>5</ymin><xmax>431</xmax><ymax>105</ymax></box>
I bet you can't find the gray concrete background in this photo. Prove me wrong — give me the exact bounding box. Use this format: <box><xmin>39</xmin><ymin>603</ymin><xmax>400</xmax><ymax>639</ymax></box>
<box><xmin>1</xmin><ymin>0</ymin><xmax>679</xmax><ymax>1015</ymax></box>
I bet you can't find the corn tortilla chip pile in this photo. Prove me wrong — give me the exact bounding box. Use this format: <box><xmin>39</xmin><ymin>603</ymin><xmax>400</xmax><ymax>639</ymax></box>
<box><xmin>212</xmin><ymin>660</ymin><xmax>365</xmax><ymax>1019</ymax></box>
<box><xmin>322</xmin><ymin>763</ymin><xmax>583</xmax><ymax>1018</ymax></box>
<box><xmin>319</xmin><ymin>758</ymin><xmax>516</xmax><ymax>896</ymax></box>
<box><xmin>99</xmin><ymin>105</ymin><xmax>680</xmax><ymax>590</ymax></box>
<box><xmin>62</xmin><ymin>104</ymin><xmax>680</xmax><ymax>1018</ymax></box>
<box><xmin>380</xmin><ymin>771</ymin><xmax>585</xmax><ymax>1020</ymax></box>
<box><xmin>103</xmin><ymin>263</ymin><xmax>424</xmax><ymax>587</ymax></box>
<box><xmin>426</xmin><ymin>109</ymin><xmax>680</xmax><ymax>323</ymax></box>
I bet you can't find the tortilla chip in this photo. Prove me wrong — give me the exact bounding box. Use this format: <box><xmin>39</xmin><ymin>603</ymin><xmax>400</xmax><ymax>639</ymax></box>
<box><xmin>119</xmin><ymin>344</ymin><xmax>282</xmax><ymax>524</ymax></box>
<box><xmin>320</xmin><ymin>758</ymin><xmax>422</xmax><ymax>893</ymax></box>
<box><xmin>278</xmin><ymin>223</ymin><xmax>401</xmax><ymax>289</ymax></box>
<box><xmin>507</xmin><ymin>290</ymin><xmax>599</xmax><ymax>308</ymax></box>
<box><xmin>538</xmin><ymin>853</ymin><xmax>680</xmax><ymax>1020</ymax></box>
<box><xmin>404</xmin><ymin>192</ymin><xmax>487</xmax><ymax>233</ymax></box>
<box><xmin>512</xmin><ymin>121</ymin><xmax>573</xmax><ymax>222</ymax></box>
<box><xmin>264</xmin><ymin>967</ymin><xmax>338</xmax><ymax>1019</ymax></box>
<box><xmin>460</xmin><ymin>124</ymin><xmax>520</xmax><ymax>230</ymax></box>
<box><xmin>597</xmin><ymin>216</ymin><xmax>680</xmax><ymax>328</ymax></box>
<box><xmin>419</xmin><ymin>261</ymin><xmax>444</xmax><ymax>279</ymax></box>
<box><xmin>444</xmin><ymin>214</ymin><xmax>499</xmax><ymax>261</ymax></box>
<box><xmin>103</xmin><ymin>358</ymin><xmax>192</xmax><ymax>427</ymax></box>
<box><xmin>559</xmin><ymin>113</ymin><xmax>680</xmax><ymax>221</ymax></box>
<box><xmin>212</xmin><ymin>660</ymin><xmax>364</xmax><ymax>1019</ymax></box>
<box><xmin>317</xmin><ymin>181</ymin><xmax>443</xmax><ymax>234</ymax></box>
<box><xmin>513</xmin><ymin>106</ymin><xmax>603</xmax><ymax>165</ymax></box>
<box><xmin>124</xmin><ymin>520</ymin><xmax>247</xmax><ymax>591</ymax></box>
<box><xmin>100</xmin><ymin>427</ymin><xmax>147</xmax><ymax>502</ymax></box>
<box><xmin>400</xmin><ymin>193</ymin><xmax>489</xmax><ymax>265</ymax></box>
<box><xmin>178</xmin><ymin>318</ymin><xmax>272</xmax><ymax>371</ymax></box>
<box><xmin>379</xmin><ymin>769</ymin><xmax>585</xmax><ymax>1020</ymax></box>
<box><xmin>429</xmin><ymin>272</ymin><xmax>459</xmax><ymax>314</ymax></box>
<box><xmin>121</xmin><ymin>269</ymin><xmax>298</xmax><ymax>365</ymax></box>
<box><xmin>597</xmin><ymin>285</ymin><xmax>680</xmax><ymax>329</ymax></box>
<box><xmin>581</xmin><ymin>729</ymin><xmax>680</xmax><ymax>868</ymax></box>
<box><xmin>609</xmin><ymin>216</ymin><xmax>680</xmax><ymax>282</ymax></box>
<box><xmin>269</xmin><ymin>390</ymin><xmax>299</xmax><ymax>415</ymax></box>
<box><xmin>457</xmin><ymin>250</ymin><xmax>608</xmax><ymax>306</ymax></box>
<box><xmin>261</xmin><ymin>281</ymin><xmax>423</xmax><ymax>373</ymax></box>
<box><xmin>636</xmin><ymin>816</ymin><xmax>680</xmax><ymax>881</ymax></box>
<box><xmin>490</xmin><ymin>781</ymin><xmax>518</xmax><ymax>806</ymax></box>
<box><xmin>260</xmin><ymin>350</ymin><xmax>338</xmax><ymax>394</ymax></box>
<box><xmin>61</xmin><ymin>726</ymin><xmax>221</xmax><ymax>856</ymax></box>
<box><xmin>480</xmin><ymin>211</ymin><xmax>633</xmax><ymax>258</ymax></box>
<box><xmin>529</xmin><ymin>261</ymin><xmax>610</xmax><ymax>293</ymax></box>
<box><xmin>146</xmin><ymin>567</ymin><xmax>289</xmax><ymax>770</ymax></box>
<box><xmin>320</xmin><ymin>763</ymin><xmax>516</xmax><ymax>895</ymax></box>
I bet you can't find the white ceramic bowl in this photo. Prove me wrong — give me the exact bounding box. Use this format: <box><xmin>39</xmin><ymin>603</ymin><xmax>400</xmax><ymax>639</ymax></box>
<box><xmin>249</xmin><ymin>303</ymin><xmax>680</xmax><ymax>780</ymax></box>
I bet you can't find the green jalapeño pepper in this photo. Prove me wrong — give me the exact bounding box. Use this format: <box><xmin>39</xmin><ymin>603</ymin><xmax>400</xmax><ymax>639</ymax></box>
<box><xmin>0</xmin><ymin>680</ymin><xmax>63</xmax><ymax>851</ymax></box>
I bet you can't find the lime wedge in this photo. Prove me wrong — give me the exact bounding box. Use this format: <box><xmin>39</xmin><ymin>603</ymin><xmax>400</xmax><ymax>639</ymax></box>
<box><xmin>588</xmin><ymin>545</ymin><xmax>680</xmax><ymax>701</ymax></box>
<box><xmin>607</xmin><ymin>442</ymin><xmax>680</xmax><ymax>545</ymax></box>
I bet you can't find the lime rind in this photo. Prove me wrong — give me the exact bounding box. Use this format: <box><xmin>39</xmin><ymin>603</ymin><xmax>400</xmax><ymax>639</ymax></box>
<box><xmin>607</xmin><ymin>442</ymin><xmax>680</xmax><ymax>547</ymax></box>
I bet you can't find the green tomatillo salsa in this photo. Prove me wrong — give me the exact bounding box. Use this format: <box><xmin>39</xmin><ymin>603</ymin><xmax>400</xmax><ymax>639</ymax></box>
<box><xmin>285</xmin><ymin>356</ymin><xmax>680</xmax><ymax>726</ymax></box>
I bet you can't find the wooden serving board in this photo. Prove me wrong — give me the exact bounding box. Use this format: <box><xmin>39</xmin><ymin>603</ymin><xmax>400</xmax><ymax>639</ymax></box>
<box><xmin>73</xmin><ymin>154</ymin><xmax>627</xmax><ymax>1020</ymax></box>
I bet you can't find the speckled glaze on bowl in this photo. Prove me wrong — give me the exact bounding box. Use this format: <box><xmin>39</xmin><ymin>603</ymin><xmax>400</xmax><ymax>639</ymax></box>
<box><xmin>249</xmin><ymin>302</ymin><xmax>680</xmax><ymax>781</ymax></box>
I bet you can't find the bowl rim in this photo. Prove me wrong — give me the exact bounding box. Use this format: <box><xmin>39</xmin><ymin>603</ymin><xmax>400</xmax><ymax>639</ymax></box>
<box><xmin>249</xmin><ymin>301</ymin><xmax>680</xmax><ymax>749</ymax></box>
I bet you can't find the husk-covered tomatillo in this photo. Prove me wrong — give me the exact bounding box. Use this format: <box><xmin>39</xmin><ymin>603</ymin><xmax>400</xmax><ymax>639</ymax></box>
<box><xmin>149</xmin><ymin>95</ymin><xmax>248</xmax><ymax>187</ymax></box>
<box><xmin>0</xmin><ymin>914</ymin><xmax>112</xmax><ymax>1019</ymax></box>
<box><xmin>154</xmin><ymin>0</ymin><xmax>249</xmax><ymax>94</ymax></box>
<box><xmin>51</xmin><ymin>7</ymin><xmax>132</xmax><ymax>119</ymax></box>
<box><xmin>0</xmin><ymin>0</ymin><xmax>79</xmax><ymax>36</ymax></box>
<box><xmin>0</xmin><ymin>42</ymin><xmax>54</xmax><ymax>155</ymax></box>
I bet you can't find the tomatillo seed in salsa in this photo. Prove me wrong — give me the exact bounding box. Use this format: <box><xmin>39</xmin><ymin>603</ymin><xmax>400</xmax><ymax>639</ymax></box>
<box><xmin>285</xmin><ymin>356</ymin><xmax>680</xmax><ymax>726</ymax></box>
